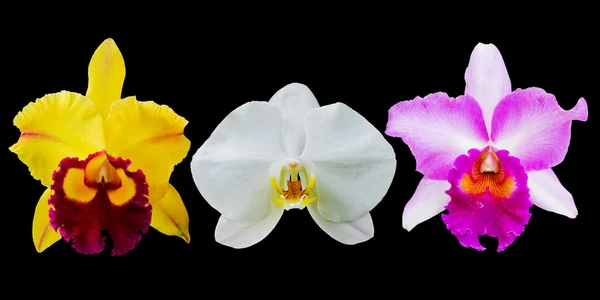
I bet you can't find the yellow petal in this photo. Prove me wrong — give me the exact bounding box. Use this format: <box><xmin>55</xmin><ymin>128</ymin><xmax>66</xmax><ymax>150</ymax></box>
<box><xmin>33</xmin><ymin>189</ymin><xmax>62</xmax><ymax>253</ymax></box>
<box><xmin>104</xmin><ymin>96</ymin><xmax>190</xmax><ymax>202</ymax></box>
<box><xmin>150</xmin><ymin>184</ymin><xmax>190</xmax><ymax>243</ymax></box>
<box><xmin>85</xmin><ymin>38</ymin><xmax>126</xmax><ymax>119</ymax></box>
<box><xmin>9</xmin><ymin>91</ymin><xmax>105</xmax><ymax>187</ymax></box>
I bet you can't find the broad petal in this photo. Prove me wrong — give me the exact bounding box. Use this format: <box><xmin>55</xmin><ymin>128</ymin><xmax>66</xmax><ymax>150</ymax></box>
<box><xmin>104</xmin><ymin>97</ymin><xmax>191</xmax><ymax>202</ymax></box>
<box><xmin>528</xmin><ymin>169</ymin><xmax>577</xmax><ymax>218</ymax></box>
<box><xmin>191</xmin><ymin>102</ymin><xmax>286</xmax><ymax>224</ymax></box>
<box><xmin>85</xmin><ymin>38</ymin><xmax>126</xmax><ymax>119</ymax></box>
<box><xmin>307</xmin><ymin>202</ymin><xmax>374</xmax><ymax>245</ymax></box>
<box><xmin>301</xmin><ymin>103</ymin><xmax>396</xmax><ymax>223</ymax></box>
<box><xmin>268</xmin><ymin>83</ymin><xmax>320</xmax><ymax>157</ymax></box>
<box><xmin>150</xmin><ymin>184</ymin><xmax>191</xmax><ymax>243</ymax></box>
<box><xmin>464</xmin><ymin>43</ymin><xmax>512</xmax><ymax>131</ymax></box>
<box><xmin>214</xmin><ymin>202</ymin><xmax>284</xmax><ymax>249</ymax></box>
<box><xmin>385</xmin><ymin>92</ymin><xmax>489</xmax><ymax>180</ymax></box>
<box><xmin>402</xmin><ymin>177</ymin><xmax>451</xmax><ymax>231</ymax></box>
<box><xmin>32</xmin><ymin>188</ymin><xmax>61</xmax><ymax>253</ymax></box>
<box><xmin>491</xmin><ymin>88</ymin><xmax>588</xmax><ymax>171</ymax></box>
<box><xmin>9</xmin><ymin>91</ymin><xmax>105</xmax><ymax>187</ymax></box>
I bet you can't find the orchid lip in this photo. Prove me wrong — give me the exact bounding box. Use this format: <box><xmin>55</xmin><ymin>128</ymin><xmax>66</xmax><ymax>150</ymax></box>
<box><xmin>443</xmin><ymin>147</ymin><xmax>531</xmax><ymax>252</ymax></box>
<box><xmin>49</xmin><ymin>151</ymin><xmax>151</xmax><ymax>256</ymax></box>
<box><xmin>269</xmin><ymin>158</ymin><xmax>317</xmax><ymax>211</ymax></box>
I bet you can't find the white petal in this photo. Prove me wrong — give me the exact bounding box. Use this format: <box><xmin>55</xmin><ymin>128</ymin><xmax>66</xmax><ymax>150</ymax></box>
<box><xmin>528</xmin><ymin>169</ymin><xmax>578</xmax><ymax>218</ymax></box>
<box><xmin>307</xmin><ymin>202</ymin><xmax>374</xmax><ymax>245</ymax></box>
<box><xmin>215</xmin><ymin>202</ymin><xmax>284</xmax><ymax>249</ymax></box>
<box><xmin>464</xmin><ymin>42</ymin><xmax>512</xmax><ymax>132</ymax></box>
<box><xmin>268</xmin><ymin>83</ymin><xmax>320</xmax><ymax>157</ymax></box>
<box><xmin>190</xmin><ymin>102</ymin><xmax>286</xmax><ymax>224</ymax></box>
<box><xmin>300</xmin><ymin>103</ymin><xmax>396</xmax><ymax>223</ymax></box>
<box><xmin>402</xmin><ymin>177</ymin><xmax>451</xmax><ymax>231</ymax></box>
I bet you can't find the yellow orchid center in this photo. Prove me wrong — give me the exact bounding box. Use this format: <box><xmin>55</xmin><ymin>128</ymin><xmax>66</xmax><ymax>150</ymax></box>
<box><xmin>270</xmin><ymin>160</ymin><xmax>317</xmax><ymax>210</ymax></box>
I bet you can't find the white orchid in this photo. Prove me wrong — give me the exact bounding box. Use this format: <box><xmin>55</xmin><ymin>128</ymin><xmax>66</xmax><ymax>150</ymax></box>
<box><xmin>191</xmin><ymin>83</ymin><xmax>396</xmax><ymax>248</ymax></box>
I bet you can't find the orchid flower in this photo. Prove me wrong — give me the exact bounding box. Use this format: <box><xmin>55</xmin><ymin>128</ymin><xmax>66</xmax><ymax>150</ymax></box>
<box><xmin>190</xmin><ymin>83</ymin><xmax>396</xmax><ymax>248</ymax></box>
<box><xmin>10</xmin><ymin>38</ymin><xmax>191</xmax><ymax>256</ymax></box>
<box><xmin>385</xmin><ymin>43</ymin><xmax>588</xmax><ymax>252</ymax></box>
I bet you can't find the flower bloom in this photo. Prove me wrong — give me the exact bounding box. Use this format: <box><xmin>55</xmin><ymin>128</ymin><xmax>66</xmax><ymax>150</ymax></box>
<box><xmin>10</xmin><ymin>38</ymin><xmax>191</xmax><ymax>255</ymax></box>
<box><xmin>385</xmin><ymin>43</ymin><xmax>588</xmax><ymax>252</ymax></box>
<box><xmin>191</xmin><ymin>83</ymin><xmax>396</xmax><ymax>248</ymax></box>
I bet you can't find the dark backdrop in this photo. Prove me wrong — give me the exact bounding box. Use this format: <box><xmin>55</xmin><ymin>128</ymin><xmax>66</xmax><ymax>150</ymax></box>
<box><xmin>5</xmin><ymin>18</ymin><xmax>595</xmax><ymax>262</ymax></box>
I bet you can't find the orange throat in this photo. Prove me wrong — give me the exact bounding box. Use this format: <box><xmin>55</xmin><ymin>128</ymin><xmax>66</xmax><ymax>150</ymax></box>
<box><xmin>459</xmin><ymin>149</ymin><xmax>516</xmax><ymax>199</ymax></box>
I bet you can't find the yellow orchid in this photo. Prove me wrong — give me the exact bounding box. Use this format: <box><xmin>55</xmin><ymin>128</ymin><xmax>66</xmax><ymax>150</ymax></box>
<box><xmin>10</xmin><ymin>38</ymin><xmax>191</xmax><ymax>256</ymax></box>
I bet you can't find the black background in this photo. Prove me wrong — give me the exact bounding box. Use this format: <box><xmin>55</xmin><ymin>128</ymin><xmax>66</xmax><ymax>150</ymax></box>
<box><xmin>5</xmin><ymin>16</ymin><xmax>595</xmax><ymax>263</ymax></box>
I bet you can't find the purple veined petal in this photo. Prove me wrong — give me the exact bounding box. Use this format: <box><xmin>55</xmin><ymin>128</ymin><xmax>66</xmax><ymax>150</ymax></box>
<box><xmin>385</xmin><ymin>92</ymin><xmax>489</xmax><ymax>180</ymax></box>
<box><xmin>214</xmin><ymin>202</ymin><xmax>284</xmax><ymax>249</ymax></box>
<box><xmin>527</xmin><ymin>169</ymin><xmax>578</xmax><ymax>218</ymax></box>
<box><xmin>268</xmin><ymin>83</ymin><xmax>320</xmax><ymax>157</ymax></box>
<box><xmin>402</xmin><ymin>177</ymin><xmax>451</xmax><ymax>231</ymax></box>
<box><xmin>464</xmin><ymin>43</ymin><xmax>512</xmax><ymax>131</ymax></box>
<box><xmin>491</xmin><ymin>88</ymin><xmax>588</xmax><ymax>171</ymax></box>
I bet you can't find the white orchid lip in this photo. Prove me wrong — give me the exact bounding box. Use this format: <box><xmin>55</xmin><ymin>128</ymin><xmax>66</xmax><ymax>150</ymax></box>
<box><xmin>269</xmin><ymin>158</ymin><xmax>317</xmax><ymax>210</ymax></box>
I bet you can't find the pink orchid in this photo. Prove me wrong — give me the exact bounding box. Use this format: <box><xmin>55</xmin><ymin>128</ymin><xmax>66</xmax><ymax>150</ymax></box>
<box><xmin>385</xmin><ymin>43</ymin><xmax>588</xmax><ymax>252</ymax></box>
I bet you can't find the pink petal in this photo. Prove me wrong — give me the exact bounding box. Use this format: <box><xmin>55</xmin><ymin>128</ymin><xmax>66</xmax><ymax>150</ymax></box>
<box><xmin>464</xmin><ymin>43</ymin><xmax>512</xmax><ymax>131</ymax></box>
<box><xmin>491</xmin><ymin>88</ymin><xmax>588</xmax><ymax>171</ymax></box>
<box><xmin>386</xmin><ymin>92</ymin><xmax>489</xmax><ymax>180</ymax></box>
<box><xmin>528</xmin><ymin>169</ymin><xmax>578</xmax><ymax>218</ymax></box>
<box><xmin>402</xmin><ymin>177</ymin><xmax>451</xmax><ymax>231</ymax></box>
<box><xmin>443</xmin><ymin>148</ymin><xmax>532</xmax><ymax>252</ymax></box>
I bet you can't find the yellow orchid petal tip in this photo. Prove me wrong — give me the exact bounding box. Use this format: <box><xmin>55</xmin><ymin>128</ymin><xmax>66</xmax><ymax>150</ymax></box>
<box><xmin>86</xmin><ymin>37</ymin><xmax>126</xmax><ymax>118</ymax></box>
<box><xmin>150</xmin><ymin>185</ymin><xmax>191</xmax><ymax>244</ymax></box>
<box><xmin>183</xmin><ymin>232</ymin><xmax>191</xmax><ymax>244</ymax></box>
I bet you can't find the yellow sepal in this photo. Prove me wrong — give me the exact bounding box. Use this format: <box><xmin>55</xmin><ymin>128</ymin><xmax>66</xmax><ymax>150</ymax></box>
<box><xmin>32</xmin><ymin>189</ymin><xmax>62</xmax><ymax>253</ymax></box>
<box><xmin>85</xmin><ymin>38</ymin><xmax>126</xmax><ymax>119</ymax></box>
<box><xmin>150</xmin><ymin>184</ymin><xmax>190</xmax><ymax>243</ymax></box>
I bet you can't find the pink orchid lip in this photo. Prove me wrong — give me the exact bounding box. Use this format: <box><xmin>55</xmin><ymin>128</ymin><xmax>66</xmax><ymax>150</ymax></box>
<box><xmin>49</xmin><ymin>151</ymin><xmax>151</xmax><ymax>256</ymax></box>
<box><xmin>442</xmin><ymin>147</ymin><xmax>532</xmax><ymax>252</ymax></box>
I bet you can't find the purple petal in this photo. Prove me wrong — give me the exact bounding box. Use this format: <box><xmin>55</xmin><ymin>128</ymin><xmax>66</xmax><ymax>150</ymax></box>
<box><xmin>385</xmin><ymin>92</ymin><xmax>489</xmax><ymax>180</ymax></box>
<box><xmin>464</xmin><ymin>43</ymin><xmax>512</xmax><ymax>131</ymax></box>
<box><xmin>528</xmin><ymin>168</ymin><xmax>577</xmax><ymax>218</ymax></box>
<box><xmin>442</xmin><ymin>148</ymin><xmax>532</xmax><ymax>252</ymax></box>
<box><xmin>491</xmin><ymin>88</ymin><xmax>588</xmax><ymax>171</ymax></box>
